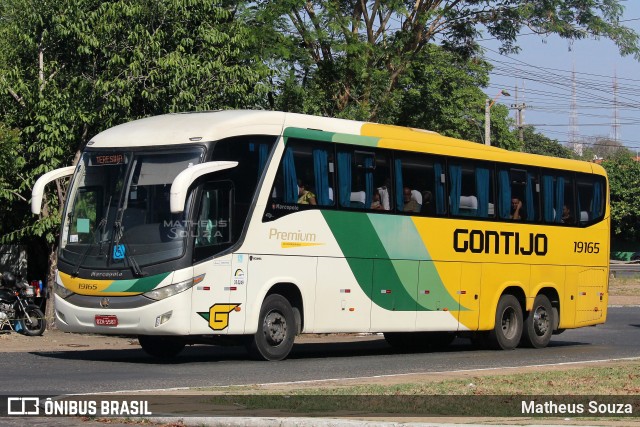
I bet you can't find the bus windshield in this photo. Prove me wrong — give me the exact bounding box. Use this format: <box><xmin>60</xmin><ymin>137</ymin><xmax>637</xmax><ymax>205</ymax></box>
<box><xmin>60</xmin><ymin>148</ymin><xmax>204</xmax><ymax>269</ymax></box>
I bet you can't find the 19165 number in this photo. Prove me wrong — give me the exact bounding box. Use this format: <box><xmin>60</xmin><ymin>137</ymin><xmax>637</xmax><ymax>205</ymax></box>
<box><xmin>574</xmin><ymin>241</ymin><xmax>600</xmax><ymax>254</ymax></box>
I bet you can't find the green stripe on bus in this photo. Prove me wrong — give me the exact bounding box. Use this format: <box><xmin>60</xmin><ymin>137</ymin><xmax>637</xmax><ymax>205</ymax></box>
<box><xmin>283</xmin><ymin>127</ymin><xmax>380</xmax><ymax>147</ymax></box>
<box><xmin>322</xmin><ymin>211</ymin><xmax>464</xmax><ymax>311</ymax></box>
<box><xmin>331</xmin><ymin>134</ymin><xmax>380</xmax><ymax>147</ymax></box>
<box><xmin>103</xmin><ymin>272</ymin><xmax>171</xmax><ymax>293</ymax></box>
<box><xmin>283</xmin><ymin>128</ymin><xmax>335</xmax><ymax>142</ymax></box>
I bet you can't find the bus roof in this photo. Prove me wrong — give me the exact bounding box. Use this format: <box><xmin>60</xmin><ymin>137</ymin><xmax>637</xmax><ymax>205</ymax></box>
<box><xmin>88</xmin><ymin>110</ymin><xmax>603</xmax><ymax>176</ymax></box>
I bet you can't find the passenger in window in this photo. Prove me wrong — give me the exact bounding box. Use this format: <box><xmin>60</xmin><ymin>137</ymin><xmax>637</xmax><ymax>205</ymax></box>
<box><xmin>510</xmin><ymin>197</ymin><xmax>525</xmax><ymax>220</ymax></box>
<box><xmin>403</xmin><ymin>187</ymin><xmax>420</xmax><ymax>213</ymax></box>
<box><xmin>377</xmin><ymin>178</ymin><xmax>391</xmax><ymax>210</ymax></box>
<box><xmin>562</xmin><ymin>204</ymin><xmax>573</xmax><ymax>223</ymax></box>
<box><xmin>297</xmin><ymin>180</ymin><xmax>317</xmax><ymax>205</ymax></box>
<box><xmin>421</xmin><ymin>191</ymin><xmax>435</xmax><ymax>215</ymax></box>
<box><xmin>371</xmin><ymin>189</ymin><xmax>384</xmax><ymax>210</ymax></box>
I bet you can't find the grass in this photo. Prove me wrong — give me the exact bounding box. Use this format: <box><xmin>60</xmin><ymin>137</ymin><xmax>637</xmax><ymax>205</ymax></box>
<box><xmin>609</xmin><ymin>276</ymin><xmax>640</xmax><ymax>296</ymax></box>
<box><xmin>189</xmin><ymin>363</ymin><xmax>640</xmax><ymax>417</ymax></box>
<box><xmin>198</xmin><ymin>362</ymin><xmax>640</xmax><ymax>396</ymax></box>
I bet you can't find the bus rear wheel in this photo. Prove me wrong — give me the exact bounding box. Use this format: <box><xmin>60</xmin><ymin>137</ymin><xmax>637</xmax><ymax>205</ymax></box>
<box><xmin>138</xmin><ymin>335</ymin><xmax>185</xmax><ymax>359</ymax></box>
<box><xmin>246</xmin><ymin>294</ymin><xmax>296</xmax><ymax>361</ymax></box>
<box><xmin>488</xmin><ymin>294</ymin><xmax>523</xmax><ymax>350</ymax></box>
<box><xmin>521</xmin><ymin>295</ymin><xmax>554</xmax><ymax>348</ymax></box>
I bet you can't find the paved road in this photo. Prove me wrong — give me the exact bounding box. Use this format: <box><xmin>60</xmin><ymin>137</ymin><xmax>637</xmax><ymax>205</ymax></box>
<box><xmin>1</xmin><ymin>306</ymin><xmax>638</xmax><ymax>395</ymax></box>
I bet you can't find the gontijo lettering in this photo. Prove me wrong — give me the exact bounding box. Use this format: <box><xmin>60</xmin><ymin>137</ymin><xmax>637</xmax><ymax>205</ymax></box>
<box><xmin>454</xmin><ymin>229</ymin><xmax>548</xmax><ymax>256</ymax></box>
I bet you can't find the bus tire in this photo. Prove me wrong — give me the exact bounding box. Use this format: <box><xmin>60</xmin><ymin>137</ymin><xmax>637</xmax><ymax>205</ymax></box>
<box><xmin>488</xmin><ymin>294</ymin><xmax>523</xmax><ymax>350</ymax></box>
<box><xmin>138</xmin><ymin>335</ymin><xmax>185</xmax><ymax>359</ymax></box>
<box><xmin>246</xmin><ymin>294</ymin><xmax>296</xmax><ymax>361</ymax></box>
<box><xmin>521</xmin><ymin>294</ymin><xmax>553</xmax><ymax>348</ymax></box>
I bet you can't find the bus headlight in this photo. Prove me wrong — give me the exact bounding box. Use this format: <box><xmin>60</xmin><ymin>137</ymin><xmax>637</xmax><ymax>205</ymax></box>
<box><xmin>54</xmin><ymin>281</ymin><xmax>75</xmax><ymax>299</ymax></box>
<box><xmin>143</xmin><ymin>278</ymin><xmax>195</xmax><ymax>301</ymax></box>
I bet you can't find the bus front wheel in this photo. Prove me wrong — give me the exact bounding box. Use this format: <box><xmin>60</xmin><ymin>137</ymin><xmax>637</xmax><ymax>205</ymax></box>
<box><xmin>521</xmin><ymin>294</ymin><xmax>553</xmax><ymax>348</ymax></box>
<box><xmin>488</xmin><ymin>294</ymin><xmax>523</xmax><ymax>350</ymax></box>
<box><xmin>138</xmin><ymin>335</ymin><xmax>185</xmax><ymax>359</ymax></box>
<box><xmin>246</xmin><ymin>294</ymin><xmax>296</xmax><ymax>361</ymax></box>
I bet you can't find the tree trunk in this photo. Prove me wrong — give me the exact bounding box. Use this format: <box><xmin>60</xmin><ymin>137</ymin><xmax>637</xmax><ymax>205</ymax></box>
<box><xmin>44</xmin><ymin>243</ymin><xmax>58</xmax><ymax>330</ymax></box>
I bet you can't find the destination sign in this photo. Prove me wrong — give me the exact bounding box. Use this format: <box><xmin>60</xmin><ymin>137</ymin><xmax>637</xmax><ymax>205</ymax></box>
<box><xmin>90</xmin><ymin>153</ymin><xmax>126</xmax><ymax>166</ymax></box>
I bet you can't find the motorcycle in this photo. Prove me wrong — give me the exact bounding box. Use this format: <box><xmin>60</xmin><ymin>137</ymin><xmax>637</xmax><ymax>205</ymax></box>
<box><xmin>0</xmin><ymin>272</ymin><xmax>46</xmax><ymax>336</ymax></box>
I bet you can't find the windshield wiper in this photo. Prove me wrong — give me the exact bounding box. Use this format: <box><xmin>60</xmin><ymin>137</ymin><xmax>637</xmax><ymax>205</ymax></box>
<box><xmin>112</xmin><ymin>212</ymin><xmax>146</xmax><ymax>277</ymax></box>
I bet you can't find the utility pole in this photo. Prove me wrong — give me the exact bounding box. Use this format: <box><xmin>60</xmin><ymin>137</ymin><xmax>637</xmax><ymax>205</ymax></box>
<box><xmin>484</xmin><ymin>99</ymin><xmax>491</xmax><ymax>146</ymax></box>
<box><xmin>485</xmin><ymin>90</ymin><xmax>510</xmax><ymax>146</ymax></box>
<box><xmin>511</xmin><ymin>84</ymin><xmax>526</xmax><ymax>142</ymax></box>
<box><xmin>569</xmin><ymin>66</ymin><xmax>582</xmax><ymax>156</ymax></box>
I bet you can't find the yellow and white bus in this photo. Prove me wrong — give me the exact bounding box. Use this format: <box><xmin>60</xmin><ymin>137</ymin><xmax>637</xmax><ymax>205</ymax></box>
<box><xmin>32</xmin><ymin>110</ymin><xmax>609</xmax><ymax>360</ymax></box>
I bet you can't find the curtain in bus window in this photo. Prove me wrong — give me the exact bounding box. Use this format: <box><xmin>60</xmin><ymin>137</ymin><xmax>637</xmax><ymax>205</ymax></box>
<box><xmin>394</xmin><ymin>158</ymin><xmax>404</xmax><ymax>211</ymax></box>
<box><xmin>591</xmin><ymin>179</ymin><xmax>603</xmax><ymax>219</ymax></box>
<box><xmin>542</xmin><ymin>175</ymin><xmax>555</xmax><ymax>222</ymax></box>
<box><xmin>283</xmin><ymin>147</ymin><xmax>298</xmax><ymax>203</ymax></box>
<box><xmin>475</xmin><ymin>167</ymin><xmax>489</xmax><ymax>217</ymax></box>
<box><xmin>364</xmin><ymin>156</ymin><xmax>374</xmax><ymax>209</ymax></box>
<box><xmin>196</xmin><ymin>191</ymin><xmax>211</xmax><ymax>247</ymax></box>
<box><xmin>337</xmin><ymin>151</ymin><xmax>352</xmax><ymax>207</ymax></box>
<box><xmin>449</xmin><ymin>164</ymin><xmax>461</xmax><ymax>215</ymax></box>
<box><xmin>249</xmin><ymin>143</ymin><xmax>269</xmax><ymax>176</ymax></box>
<box><xmin>434</xmin><ymin>162</ymin><xmax>445</xmax><ymax>215</ymax></box>
<box><xmin>577</xmin><ymin>188</ymin><xmax>583</xmax><ymax>223</ymax></box>
<box><xmin>525</xmin><ymin>174</ymin><xmax>535</xmax><ymax>221</ymax></box>
<box><xmin>258</xmin><ymin>144</ymin><xmax>269</xmax><ymax>175</ymax></box>
<box><xmin>313</xmin><ymin>148</ymin><xmax>330</xmax><ymax>206</ymax></box>
<box><xmin>555</xmin><ymin>176</ymin><xmax>565</xmax><ymax>223</ymax></box>
<box><xmin>498</xmin><ymin>170</ymin><xmax>511</xmax><ymax>219</ymax></box>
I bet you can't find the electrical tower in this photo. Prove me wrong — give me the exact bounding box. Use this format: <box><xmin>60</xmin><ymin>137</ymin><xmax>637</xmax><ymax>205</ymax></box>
<box><xmin>611</xmin><ymin>69</ymin><xmax>620</xmax><ymax>143</ymax></box>
<box><xmin>569</xmin><ymin>66</ymin><xmax>582</xmax><ymax>156</ymax></box>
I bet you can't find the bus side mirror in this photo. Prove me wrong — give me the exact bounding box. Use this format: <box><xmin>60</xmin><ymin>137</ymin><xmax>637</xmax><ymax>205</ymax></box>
<box><xmin>170</xmin><ymin>161</ymin><xmax>238</xmax><ymax>214</ymax></box>
<box><xmin>31</xmin><ymin>166</ymin><xmax>76</xmax><ymax>215</ymax></box>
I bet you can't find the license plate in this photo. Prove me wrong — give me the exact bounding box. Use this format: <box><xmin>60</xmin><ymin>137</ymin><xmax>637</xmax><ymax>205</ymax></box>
<box><xmin>95</xmin><ymin>315</ymin><xmax>118</xmax><ymax>326</ymax></box>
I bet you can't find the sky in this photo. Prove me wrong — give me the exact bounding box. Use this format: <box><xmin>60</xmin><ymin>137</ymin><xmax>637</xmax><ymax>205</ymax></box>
<box><xmin>481</xmin><ymin>1</ymin><xmax>640</xmax><ymax>155</ymax></box>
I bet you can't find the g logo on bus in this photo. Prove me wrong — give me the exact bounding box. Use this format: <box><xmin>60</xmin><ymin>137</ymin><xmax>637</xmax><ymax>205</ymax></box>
<box><xmin>198</xmin><ymin>304</ymin><xmax>240</xmax><ymax>331</ymax></box>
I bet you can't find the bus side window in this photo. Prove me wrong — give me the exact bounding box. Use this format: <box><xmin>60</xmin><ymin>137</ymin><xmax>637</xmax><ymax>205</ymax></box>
<box><xmin>337</xmin><ymin>146</ymin><xmax>390</xmax><ymax>211</ymax></box>
<box><xmin>576</xmin><ymin>175</ymin><xmax>605</xmax><ymax>225</ymax></box>
<box><xmin>449</xmin><ymin>161</ymin><xmax>493</xmax><ymax>218</ymax></box>
<box><xmin>394</xmin><ymin>152</ymin><xmax>443</xmax><ymax>215</ymax></box>
<box><xmin>274</xmin><ymin>140</ymin><xmax>335</xmax><ymax>207</ymax></box>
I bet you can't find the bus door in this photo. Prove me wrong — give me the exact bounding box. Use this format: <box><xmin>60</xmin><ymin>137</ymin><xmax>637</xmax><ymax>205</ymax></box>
<box><xmin>190</xmin><ymin>181</ymin><xmax>246</xmax><ymax>335</ymax></box>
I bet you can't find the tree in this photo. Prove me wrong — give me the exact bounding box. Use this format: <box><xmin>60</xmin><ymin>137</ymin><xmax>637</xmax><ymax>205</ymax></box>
<box><xmin>256</xmin><ymin>1</ymin><xmax>639</xmax><ymax>122</ymax></box>
<box><xmin>521</xmin><ymin>125</ymin><xmax>575</xmax><ymax>159</ymax></box>
<box><xmin>601</xmin><ymin>155</ymin><xmax>640</xmax><ymax>242</ymax></box>
<box><xmin>587</xmin><ymin>137</ymin><xmax>633</xmax><ymax>160</ymax></box>
<box><xmin>0</xmin><ymin>0</ymin><xmax>271</xmax><ymax>327</ymax></box>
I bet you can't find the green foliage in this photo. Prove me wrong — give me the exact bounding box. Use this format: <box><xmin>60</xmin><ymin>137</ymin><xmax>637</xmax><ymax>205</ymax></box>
<box><xmin>258</xmin><ymin>0</ymin><xmax>639</xmax><ymax>120</ymax></box>
<box><xmin>520</xmin><ymin>125</ymin><xmax>575</xmax><ymax>159</ymax></box>
<box><xmin>601</xmin><ymin>155</ymin><xmax>640</xmax><ymax>241</ymax></box>
<box><xmin>0</xmin><ymin>0</ymin><xmax>271</xmax><ymax>245</ymax></box>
